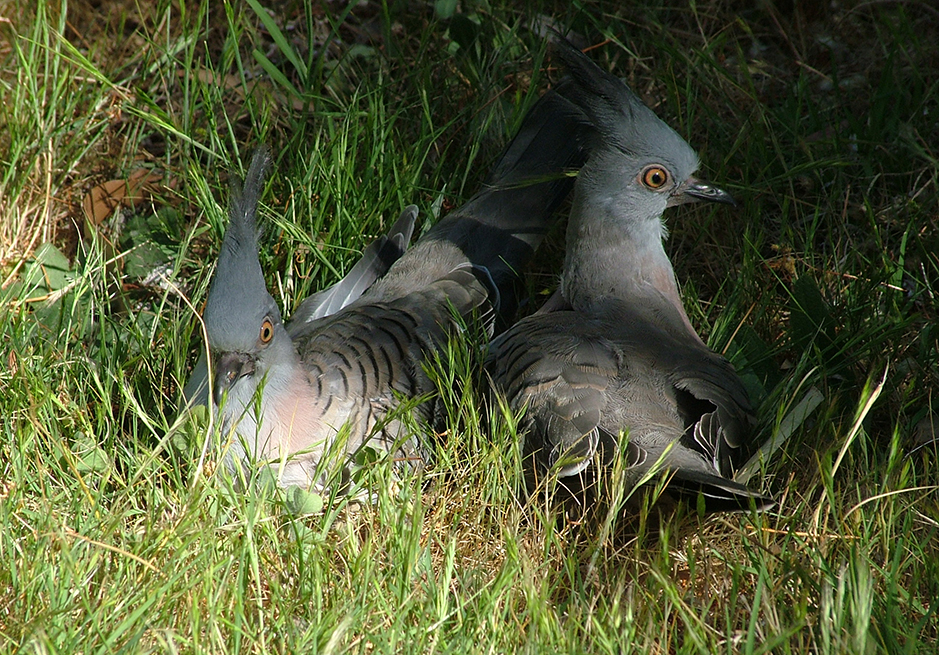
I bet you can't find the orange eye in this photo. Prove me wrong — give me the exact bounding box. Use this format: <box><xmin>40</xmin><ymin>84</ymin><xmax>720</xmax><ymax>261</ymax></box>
<box><xmin>259</xmin><ymin>318</ymin><xmax>274</xmax><ymax>344</ymax></box>
<box><xmin>641</xmin><ymin>166</ymin><xmax>669</xmax><ymax>190</ymax></box>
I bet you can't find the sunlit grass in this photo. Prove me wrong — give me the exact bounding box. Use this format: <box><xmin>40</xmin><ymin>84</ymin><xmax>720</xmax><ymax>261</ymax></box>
<box><xmin>1</xmin><ymin>0</ymin><xmax>937</xmax><ymax>652</ymax></box>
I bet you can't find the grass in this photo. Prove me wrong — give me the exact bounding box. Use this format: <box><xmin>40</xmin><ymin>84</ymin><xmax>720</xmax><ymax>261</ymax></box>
<box><xmin>2</xmin><ymin>0</ymin><xmax>938</xmax><ymax>652</ymax></box>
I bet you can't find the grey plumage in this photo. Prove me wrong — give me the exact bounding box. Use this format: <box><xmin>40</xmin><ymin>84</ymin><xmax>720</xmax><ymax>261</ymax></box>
<box><xmin>487</xmin><ymin>40</ymin><xmax>771</xmax><ymax>512</ymax></box>
<box><xmin>186</xmin><ymin>88</ymin><xmax>589</xmax><ymax>490</ymax></box>
<box><xmin>182</xmin><ymin>182</ymin><xmax>417</xmax><ymax>409</ymax></box>
<box><xmin>362</xmin><ymin>89</ymin><xmax>590</xmax><ymax>322</ymax></box>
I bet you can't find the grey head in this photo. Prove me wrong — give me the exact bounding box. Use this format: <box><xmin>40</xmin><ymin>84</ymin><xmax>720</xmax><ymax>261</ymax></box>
<box><xmin>552</xmin><ymin>38</ymin><xmax>734</xmax><ymax>234</ymax></box>
<box><xmin>550</xmin><ymin>39</ymin><xmax>736</xmax><ymax>324</ymax></box>
<box><xmin>202</xmin><ymin>146</ymin><xmax>291</xmax><ymax>407</ymax></box>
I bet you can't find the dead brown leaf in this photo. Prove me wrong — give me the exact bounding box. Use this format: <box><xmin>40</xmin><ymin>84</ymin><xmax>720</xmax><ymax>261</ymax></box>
<box><xmin>82</xmin><ymin>169</ymin><xmax>163</xmax><ymax>227</ymax></box>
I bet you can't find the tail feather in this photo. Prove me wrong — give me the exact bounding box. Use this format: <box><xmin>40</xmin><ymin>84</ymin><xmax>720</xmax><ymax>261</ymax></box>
<box><xmin>426</xmin><ymin>88</ymin><xmax>590</xmax><ymax>273</ymax></box>
<box><xmin>365</xmin><ymin>87</ymin><xmax>591</xmax><ymax>321</ymax></box>
<box><xmin>670</xmin><ymin>469</ymin><xmax>776</xmax><ymax>513</ymax></box>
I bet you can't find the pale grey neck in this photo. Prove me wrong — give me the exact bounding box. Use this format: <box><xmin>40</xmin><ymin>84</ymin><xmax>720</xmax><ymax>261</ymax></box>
<box><xmin>560</xmin><ymin>195</ymin><xmax>705</xmax><ymax>345</ymax></box>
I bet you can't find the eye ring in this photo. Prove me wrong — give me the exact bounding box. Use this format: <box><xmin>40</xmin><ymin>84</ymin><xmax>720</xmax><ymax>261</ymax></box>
<box><xmin>640</xmin><ymin>166</ymin><xmax>670</xmax><ymax>190</ymax></box>
<box><xmin>259</xmin><ymin>318</ymin><xmax>274</xmax><ymax>344</ymax></box>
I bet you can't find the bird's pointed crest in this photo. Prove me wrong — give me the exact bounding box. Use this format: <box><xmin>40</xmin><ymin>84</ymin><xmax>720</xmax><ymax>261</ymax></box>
<box><xmin>551</xmin><ymin>37</ymin><xmax>699</xmax><ymax>173</ymax></box>
<box><xmin>203</xmin><ymin>146</ymin><xmax>278</xmax><ymax>351</ymax></box>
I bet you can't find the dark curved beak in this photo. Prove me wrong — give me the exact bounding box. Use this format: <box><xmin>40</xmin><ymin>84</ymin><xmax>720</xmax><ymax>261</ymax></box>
<box><xmin>668</xmin><ymin>176</ymin><xmax>737</xmax><ymax>207</ymax></box>
<box><xmin>212</xmin><ymin>351</ymin><xmax>256</xmax><ymax>406</ymax></box>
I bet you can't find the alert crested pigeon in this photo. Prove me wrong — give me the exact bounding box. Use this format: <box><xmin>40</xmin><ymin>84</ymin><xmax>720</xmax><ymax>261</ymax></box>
<box><xmin>487</xmin><ymin>40</ymin><xmax>772</xmax><ymax>512</ymax></box>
